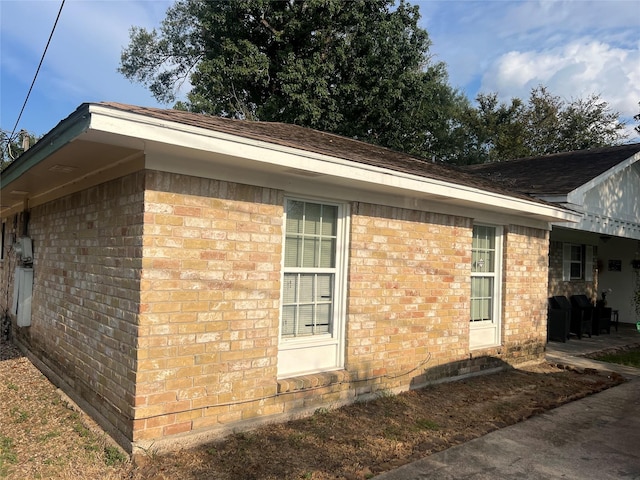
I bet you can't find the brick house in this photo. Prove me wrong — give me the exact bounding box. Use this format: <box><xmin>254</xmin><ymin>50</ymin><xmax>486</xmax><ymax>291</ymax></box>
<box><xmin>466</xmin><ymin>143</ymin><xmax>640</xmax><ymax>325</ymax></box>
<box><xmin>0</xmin><ymin>103</ymin><xmax>577</xmax><ymax>453</ymax></box>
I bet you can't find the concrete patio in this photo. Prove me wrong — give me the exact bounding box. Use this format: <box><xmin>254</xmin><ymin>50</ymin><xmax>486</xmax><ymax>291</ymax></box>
<box><xmin>546</xmin><ymin>322</ymin><xmax>640</xmax><ymax>376</ymax></box>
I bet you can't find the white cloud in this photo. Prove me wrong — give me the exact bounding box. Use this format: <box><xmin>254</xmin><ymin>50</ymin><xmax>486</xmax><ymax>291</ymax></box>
<box><xmin>418</xmin><ymin>0</ymin><xmax>640</xmax><ymax>140</ymax></box>
<box><xmin>481</xmin><ymin>39</ymin><xmax>640</xmax><ymax>119</ymax></box>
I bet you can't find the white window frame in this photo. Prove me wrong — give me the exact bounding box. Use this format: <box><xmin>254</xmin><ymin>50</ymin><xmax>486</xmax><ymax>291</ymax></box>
<box><xmin>277</xmin><ymin>197</ymin><xmax>349</xmax><ymax>378</ymax></box>
<box><xmin>470</xmin><ymin>224</ymin><xmax>503</xmax><ymax>349</ymax></box>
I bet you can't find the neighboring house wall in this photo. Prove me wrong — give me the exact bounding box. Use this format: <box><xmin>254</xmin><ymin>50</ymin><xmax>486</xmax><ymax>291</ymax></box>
<box><xmin>597</xmin><ymin>236</ymin><xmax>640</xmax><ymax>323</ymax></box>
<box><xmin>8</xmin><ymin>173</ymin><xmax>145</xmax><ymax>446</ymax></box>
<box><xmin>2</xmin><ymin>167</ymin><xmax>552</xmax><ymax>452</ymax></box>
<box><xmin>579</xmin><ymin>162</ymin><xmax>640</xmax><ymax>237</ymax></box>
<box><xmin>571</xmin><ymin>163</ymin><xmax>640</xmax><ymax>322</ymax></box>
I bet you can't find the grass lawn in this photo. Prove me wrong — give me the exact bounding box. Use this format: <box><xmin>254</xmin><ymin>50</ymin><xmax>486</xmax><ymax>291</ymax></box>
<box><xmin>594</xmin><ymin>348</ymin><xmax>640</xmax><ymax>368</ymax></box>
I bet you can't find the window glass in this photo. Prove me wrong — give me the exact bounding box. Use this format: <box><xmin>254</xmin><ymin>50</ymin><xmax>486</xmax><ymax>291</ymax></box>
<box><xmin>281</xmin><ymin>305</ymin><xmax>296</xmax><ymax>336</ymax></box>
<box><xmin>284</xmin><ymin>237</ymin><xmax>301</xmax><ymax>268</ymax></box>
<box><xmin>320</xmin><ymin>238</ymin><xmax>335</xmax><ymax>268</ymax></box>
<box><xmin>570</xmin><ymin>244</ymin><xmax>583</xmax><ymax>279</ymax></box>
<box><xmin>282</xmin><ymin>200</ymin><xmax>339</xmax><ymax>338</ymax></box>
<box><xmin>472</xmin><ymin>226</ymin><xmax>496</xmax><ymax>274</ymax></box>
<box><xmin>570</xmin><ymin>245</ymin><xmax>581</xmax><ymax>262</ymax></box>
<box><xmin>471</xmin><ymin>277</ymin><xmax>494</xmax><ymax>322</ymax></box>
<box><xmin>570</xmin><ymin>263</ymin><xmax>582</xmax><ymax>279</ymax></box>
<box><xmin>303</xmin><ymin>202</ymin><xmax>321</xmax><ymax>235</ymax></box>
<box><xmin>286</xmin><ymin>200</ymin><xmax>304</xmax><ymax>233</ymax></box>
<box><xmin>321</xmin><ymin>206</ymin><xmax>337</xmax><ymax>236</ymax></box>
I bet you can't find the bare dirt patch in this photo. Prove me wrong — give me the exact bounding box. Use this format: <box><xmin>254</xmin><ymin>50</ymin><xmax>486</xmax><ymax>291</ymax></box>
<box><xmin>0</xmin><ymin>339</ymin><xmax>626</xmax><ymax>480</ymax></box>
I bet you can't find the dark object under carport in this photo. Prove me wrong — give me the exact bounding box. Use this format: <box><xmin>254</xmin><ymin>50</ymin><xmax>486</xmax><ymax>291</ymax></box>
<box><xmin>548</xmin><ymin>296</ymin><xmax>571</xmax><ymax>342</ymax></box>
<box><xmin>593</xmin><ymin>300</ymin><xmax>612</xmax><ymax>334</ymax></box>
<box><xmin>570</xmin><ymin>295</ymin><xmax>594</xmax><ymax>339</ymax></box>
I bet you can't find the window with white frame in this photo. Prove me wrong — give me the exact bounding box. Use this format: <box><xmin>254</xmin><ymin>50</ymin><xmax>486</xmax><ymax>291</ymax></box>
<box><xmin>471</xmin><ymin>225</ymin><xmax>497</xmax><ymax>322</ymax></box>
<box><xmin>562</xmin><ymin>243</ymin><xmax>593</xmax><ymax>281</ymax></box>
<box><xmin>470</xmin><ymin>224</ymin><xmax>503</xmax><ymax>349</ymax></box>
<box><xmin>278</xmin><ymin>198</ymin><xmax>347</xmax><ymax>377</ymax></box>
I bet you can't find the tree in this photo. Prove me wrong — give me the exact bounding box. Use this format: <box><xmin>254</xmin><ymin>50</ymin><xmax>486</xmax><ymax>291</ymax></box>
<box><xmin>524</xmin><ymin>87</ymin><xmax>625</xmax><ymax>155</ymax></box>
<box><xmin>119</xmin><ymin>0</ymin><xmax>460</xmax><ymax>158</ymax></box>
<box><xmin>634</xmin><ymin>102</ymin><xmax>640</xmax><ymax>135</ymax></box>
<box><xmin>453</xmin><ymin>86</ymin><xmax>627</xmax><ymax>164</ymax></box>
<box><xmin>448</xmin><ymin>93</ymin><xmax>527</xmax><ymax>165</ymax></box>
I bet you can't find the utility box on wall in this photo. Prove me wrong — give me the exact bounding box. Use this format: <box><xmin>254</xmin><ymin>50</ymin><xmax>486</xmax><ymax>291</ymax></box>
<box><xmin>11</xmin><ymin>267</ymin><xmax>33</xmax><ymax>327</ymax></box>
<box><xmin>14</xmin><ymin>236</ymin><xmax>33</xmax><ymax>264</ymax></box>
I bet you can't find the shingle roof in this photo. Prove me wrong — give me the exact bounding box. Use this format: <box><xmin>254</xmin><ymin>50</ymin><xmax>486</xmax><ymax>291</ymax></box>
<box><xmin>97</xmin><ymin>102</ymin><xmax>544</xmax><ymax>204</ymax></box>
<box><xmin>463</xmin><ymin>143</ymin><xmax>640</xmax><ymax>196</ymax></box>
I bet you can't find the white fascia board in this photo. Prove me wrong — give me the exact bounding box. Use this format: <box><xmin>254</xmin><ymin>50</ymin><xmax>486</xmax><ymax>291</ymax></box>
<box><xmin>535</xmin><ymin>195</ymin><xmax>569</xmax><ymax>203</ymax></box>
<box><xmin>567</xmin><ymin>151</ymin><xmax>640</xmax><ymax>205</ymax></box>
<box><xmin>553</xmin><ymin>216</ymin><xmax>640</xmax><ymax>241</ymax></box>
<box><xmin>147</xmin><ymin>151</ymin><xmax>555</xmax><ymax>231</ymax></box>
<box><xmin>86</xmin><ymin>105</ymin><xmax>578</xmax><ymax>223</ymax></box>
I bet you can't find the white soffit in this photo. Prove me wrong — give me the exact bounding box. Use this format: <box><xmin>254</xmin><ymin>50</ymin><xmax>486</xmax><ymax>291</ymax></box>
<box><xmin>86</xmin><ymin>104</ymin><xmax>578</xmax><ymax>224</ymax></box>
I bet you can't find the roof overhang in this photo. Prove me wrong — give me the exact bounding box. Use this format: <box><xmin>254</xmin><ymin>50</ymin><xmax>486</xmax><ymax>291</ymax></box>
<box><xmin>537</xmin><ymin>151</ymin><xmax>640</xmax><ymax>240</ymax></box>
<box><xmin>1</xmin><ymin>103</ymin><xmax>580</xmax><ymax>226</ymax></box>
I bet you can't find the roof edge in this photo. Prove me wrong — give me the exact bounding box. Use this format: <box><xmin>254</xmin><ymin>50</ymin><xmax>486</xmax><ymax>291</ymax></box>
<box><xmin>1</xmin><ymin>104</ymin><xmax>92</xmax><ymax>188</ymax></box>
<box><xmin>87</xmin><ymin>103</ymin><xmax>578</xmax><ymax>224</ymax></box>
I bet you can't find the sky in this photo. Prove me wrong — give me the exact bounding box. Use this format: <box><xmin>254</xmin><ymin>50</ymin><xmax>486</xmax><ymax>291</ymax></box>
<box><xmin>1</xmin><ymin>0</ymin><xmax>639</xmax><ymax>143</ymax></box>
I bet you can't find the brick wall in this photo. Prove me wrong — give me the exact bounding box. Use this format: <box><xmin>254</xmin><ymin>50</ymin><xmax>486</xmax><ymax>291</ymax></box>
<box><xmin>135</xmin><ymin>172</ymin><xmax>283</xmax><ymax>443</ymax></box>
<box><xmin>133</xmin><ymin>186</ymin><xmax>494</xmax><ymax>449</ymax></box>
<box><xmin>12</xmin><ymin>172</ymin><xmax>145</xmax><ymax>444</ymax></box>
<box><xmin>3</xmin><ymin>167</ymin><xmax>553</xmax><ymax>452</ymax></box>
<box><xmin>501</xmin><ymin>225</ymin><xmax>549</xmax><ymax>363</ymax></box>
<box><xmin>347</xmin><ymin>203</ymin><xmax>473</xmax><ymax>389</ymax></box>
<box><xmin>345</xmin><ymin>209</ymin><xmax>549</xmax><ymax>389</ymax></box>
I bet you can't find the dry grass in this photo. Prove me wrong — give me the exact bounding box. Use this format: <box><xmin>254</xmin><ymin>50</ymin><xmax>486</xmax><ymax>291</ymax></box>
<box><xmin>0</xmin><ymin>339</ymin><xmax>627</xmax><ymax>480</ymax></box>
<box><xmin>0</xmin><ymin>341</ymin><xmax>129</xmax><ymax>479</ymax></box>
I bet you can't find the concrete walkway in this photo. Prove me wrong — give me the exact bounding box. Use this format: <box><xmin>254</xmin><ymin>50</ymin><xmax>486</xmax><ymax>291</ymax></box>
<box><xmin>374</xmin><ymin>325</ymin><xmax>640</xmax><ymax>480</ymax></box>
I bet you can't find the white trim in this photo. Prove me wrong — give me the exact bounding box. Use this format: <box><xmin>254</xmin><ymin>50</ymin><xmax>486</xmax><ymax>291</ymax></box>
<box><xmin>144</xmin><ymin>150</ymin><xmax>558</xmax><ymax>232</ymax></box>
<box><xmin>562</xmin><ymin>243</ymin><xmax>572</xmax><ymax>281</ymax></box>
<box><xmin>543</xmin><ymin>152</ymin><xmax>640</xmax><ymax>240</ymax></box>
<box><xmin>84</xmin><ymin>104</ymin><xmax>578</xmax><ymax>224</ymax></box>
<box><xmin>585</xmin><ymin>245</ymin><xmax>594</xmax><ymax>282</ymax></box>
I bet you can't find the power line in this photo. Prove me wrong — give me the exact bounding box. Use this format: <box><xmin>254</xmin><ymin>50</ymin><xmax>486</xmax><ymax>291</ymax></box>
<box><xmin>8</xmin><ymin>0</ymin><xmax>66</xmax><ymax>143</ymax></box>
